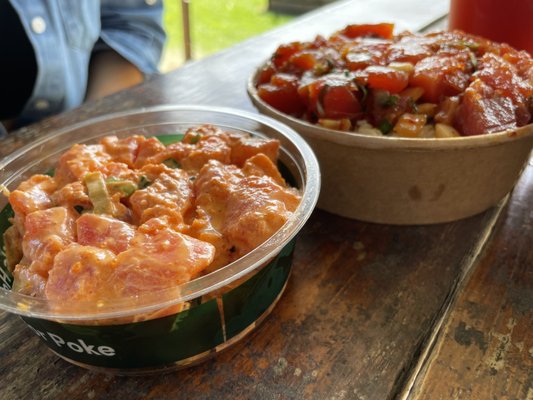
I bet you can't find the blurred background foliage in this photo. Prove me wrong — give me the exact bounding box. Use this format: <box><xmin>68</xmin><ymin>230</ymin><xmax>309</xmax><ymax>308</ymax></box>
<box><xmin>160</xmin><ymin>0</ymin><xmax>294</xmax><ymax>72</ymax></box>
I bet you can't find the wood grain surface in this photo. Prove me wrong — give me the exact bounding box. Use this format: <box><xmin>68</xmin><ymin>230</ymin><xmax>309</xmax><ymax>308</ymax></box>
<box><xmin>407</xmin><ymin>161</ymin><xmax>533</xmax><ymax>400</ymax></box>
<box><xmin>0</xmin><ymin>205</ymin><xmax>504</xmax><ymax>400</ymax></box>
<box><xmin>1</xmin><ymin>1</ymin><xmax>531</xmax><ymax>399</ymax></box>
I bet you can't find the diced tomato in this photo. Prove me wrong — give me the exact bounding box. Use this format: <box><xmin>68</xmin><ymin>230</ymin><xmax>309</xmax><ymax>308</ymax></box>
<box><xmin>501</xmin><ymin>49</ymin><xmax>533</xmax><ymax>82</ymax></box>
<box><xmin>270</xmin><ymin>73</ymin><xmax>300</xmax><ymax>88</ymax></box>
<box><xmin>455</xmin><ymin>80</ymin><xmax>517</xmax><ymax>135</ymax></box>
<box><xmin>345</xmin><ymin>51</ymin><xmax>374</xmax><ymax>70</ymax></box>
<box><xmin>475</xmin><ymin>53</ymin><xmax>532</xmax><ymax>103</ymax></box>
<box><xmin>387</xmin><ymin>38</ymin><xmax>433</xmax><ymax>64</ymax></box>
<box><xmin>321</xmin><ymin>85</ymin><xmax>361</xmax><ymax>119</ymax></box>
<box><xmin>365</xmin><ymin>66</ymin><xmax>409</xmax><ymax>93</ymax></box>
<box><xmin>271</xmin><ymin>42</ymin><xmax>304</xmax><ymax>68</ymax></box>
<box><xmin>309</xmin><ymin>34</ymin><xmax>328</xmax><ymax>50</ymax></box>
<box><xmin>343</xmin><ymin>40</ymin><xmax>389</xmax><ymax>70</ymax></box>
<box><xmin>257</xmin><ymin>83</ymin><xmax>306</xmax><ymax>116</ymax></box>
<box><xmin>410</xmin><ymin>51</ymin><xmax>473</xmax><ymax>103</ymax></box>
<box><xmin>256</xmin><ymin>63</ymin><xmax>276</xmax><ymax>85</ymax></box>
<box><xmin>339</xmin><ymin>23</ymin><xmax>394</xmax><ymax>40</ymax></box>
<box><xmin>288</xmin><ymin>51</ymin><xmax>318</xmax><ymax>71</ymax></box>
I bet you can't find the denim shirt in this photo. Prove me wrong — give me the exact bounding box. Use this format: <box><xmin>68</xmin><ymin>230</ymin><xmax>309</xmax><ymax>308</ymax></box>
<box><xmin>7</xmin><ymin>0</ymin><xmax>165</xmax><ymax>126</ymax></box>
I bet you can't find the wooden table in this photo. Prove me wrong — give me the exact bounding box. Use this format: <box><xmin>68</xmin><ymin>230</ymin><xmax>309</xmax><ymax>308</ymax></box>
<box><xmin>1</xmin><ymin>1</ymin><xmax>531</xmax><ymax>398</ymax></box>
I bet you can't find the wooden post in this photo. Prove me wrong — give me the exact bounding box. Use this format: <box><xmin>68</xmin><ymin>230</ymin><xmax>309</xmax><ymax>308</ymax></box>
<box><xmin>181</xmin><ymin>0</ymin><xmax>192</xmax><ymax>60</ymax></box>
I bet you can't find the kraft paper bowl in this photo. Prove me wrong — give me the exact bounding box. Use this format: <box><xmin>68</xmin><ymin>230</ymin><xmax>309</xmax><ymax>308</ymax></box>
<box><xmin>248</xmin><ymin>72</ymin><xmax>533</xmax><ymax>225</ymax></box>
<box><xmin>0</xmin><ymin>105</ymin><xmax>320</xmax><ymax>375</ymax></box>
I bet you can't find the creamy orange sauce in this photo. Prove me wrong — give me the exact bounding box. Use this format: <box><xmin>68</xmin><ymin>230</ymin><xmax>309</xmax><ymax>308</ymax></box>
<box><xmin>6</xmin><ymin>125</ymin><xmax>301</xmax><ymax>306</ymax></box>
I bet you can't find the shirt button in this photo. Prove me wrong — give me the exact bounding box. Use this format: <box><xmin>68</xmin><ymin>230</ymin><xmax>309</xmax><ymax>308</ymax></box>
<box><xmin>35</xmin><ymin>99</ymin><xmax>50</xmax><ymax>110</ymax></box>
<box><xmin>145</xmin><ymin>0</ymin><xmax>157</xmax><ymax>5</ymax></box>
<box><xmin>31</xmin><ymin>16</ymin><xmax>47</xmax><ymax>34</ymax></box>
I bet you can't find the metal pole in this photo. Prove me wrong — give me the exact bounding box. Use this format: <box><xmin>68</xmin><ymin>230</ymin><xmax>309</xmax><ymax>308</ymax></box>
<box><xmin>181</xmin><ymin>0</ymin><xmax>192</xmax><ymax>60</ymax></box>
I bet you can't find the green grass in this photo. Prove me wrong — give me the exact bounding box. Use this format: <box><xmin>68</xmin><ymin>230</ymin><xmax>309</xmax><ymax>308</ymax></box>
<box><xmin>161</xmin><ymin>0</ymin><xmax>293</xmax><ymax>71</ymax></box>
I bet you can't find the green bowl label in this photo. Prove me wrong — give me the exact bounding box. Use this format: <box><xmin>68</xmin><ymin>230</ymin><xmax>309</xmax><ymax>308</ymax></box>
<box><xmin>6</xmin><ymin>234</ymin><xmax>294</xmax><ymax>369</ymax></box>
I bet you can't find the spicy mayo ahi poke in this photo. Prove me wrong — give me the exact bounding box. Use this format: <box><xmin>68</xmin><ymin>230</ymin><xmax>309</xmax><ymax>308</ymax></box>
<box><xmin>3</xmin><ymin>124</ymin><xmax>301</xmax><ymax>312</ymax></box>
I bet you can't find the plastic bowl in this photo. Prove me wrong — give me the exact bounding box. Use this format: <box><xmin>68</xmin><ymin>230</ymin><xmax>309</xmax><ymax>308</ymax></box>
<box><xmin>0</xmin><ymin>105</ymin><xmax>320</xmax><ymax>375</ymax></box>
<box><xmin>248</xmin><ymin>70</ymin><xmax>533</xmax><ymax>225</ymax></box>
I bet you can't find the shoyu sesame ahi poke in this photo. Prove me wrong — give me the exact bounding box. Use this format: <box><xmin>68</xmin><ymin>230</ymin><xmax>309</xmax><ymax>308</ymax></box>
<box><xmin>255</xmin><ymin>23</ymin><xmax>533</xmax><ymax>137</ymax></box>
<box><xmin>3</xmin><ymin>125</ymin><xmax>301</xmax><ymax>310</ymax></box>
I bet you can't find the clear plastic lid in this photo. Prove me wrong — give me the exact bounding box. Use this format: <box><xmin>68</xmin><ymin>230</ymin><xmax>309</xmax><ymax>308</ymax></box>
<box><xmin>0</xmin><ymin>105</ymin><xmax>320</xmax><ymax>321</ymax></box>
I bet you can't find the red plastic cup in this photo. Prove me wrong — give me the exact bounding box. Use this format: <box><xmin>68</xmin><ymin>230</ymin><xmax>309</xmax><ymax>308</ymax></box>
<box><xmin>448</xmin><ymin>0</ymin><xmax>533</xmax><ymax>55</ymax></box>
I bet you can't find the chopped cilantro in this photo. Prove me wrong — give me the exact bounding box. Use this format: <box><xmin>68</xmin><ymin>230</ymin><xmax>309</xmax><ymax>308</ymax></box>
<box><xmin>381</xmin><ymin>94</ymin><xmax>399</xmax><ymax>108</ymax></box>
<box><xmin>378</xmin><ymin>119</ymin><xmax>393</xmax><ymax>135</ymax></box>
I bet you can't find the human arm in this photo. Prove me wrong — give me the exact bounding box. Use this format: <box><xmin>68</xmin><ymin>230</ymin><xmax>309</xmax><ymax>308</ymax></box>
<box><xmin>85</xmin><ymin>50</ymin><xmax>144</xmax><ymax>101</ymax></box>
<box><xmin>86</xmin><ymin>0</ymin><xmax>166</xmax><ymax>100</ymax></box>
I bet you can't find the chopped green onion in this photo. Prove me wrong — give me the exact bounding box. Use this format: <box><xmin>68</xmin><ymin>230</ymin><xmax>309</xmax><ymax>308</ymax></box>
<box><xmin>469</xmin><ymin>51</ymin><xmax>478</xmax><ymax>69</ymax></box>
<box><xmin>454</xmin><ymin>40</ymin><xmax>480</xmax><ymax>51</ymax></box>
<box><xmin>188</xmin><ymin>134</ymin><xmax>201</xmax><ymax>144</ymax></box>
<box><xmin>138</xmin><ymin>176</ymin><xmax>152</xmax><ymax>189</ymax></box>
<box><xmin>106</xmin><ymin>179</ymin><xmax>137</xmax><ymax>197</ymax></box>
<box><xmin>163</xmin><ymin>158</ymin><xmax>181</xmax><ymax>169</ymax></box>
<box><xmin>84</xmin><ymin>172</ymin><xmax>114</xmax><ymax>215</ymax></box>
